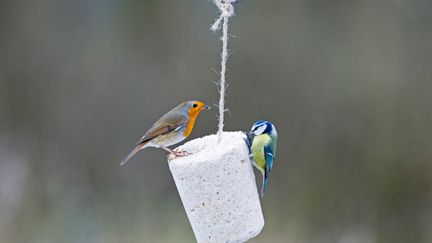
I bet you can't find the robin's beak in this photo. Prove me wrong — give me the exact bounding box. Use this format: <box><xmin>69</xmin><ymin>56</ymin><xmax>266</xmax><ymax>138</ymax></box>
<box><xmin>202</xmin><ymin>105</ymin><xmax>211</xmax><ymax>110</ymax></box>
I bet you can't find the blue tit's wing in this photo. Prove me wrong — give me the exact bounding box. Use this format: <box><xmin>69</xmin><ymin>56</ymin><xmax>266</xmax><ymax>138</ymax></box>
<box><xmin>261</xmin><ymin>145</ymin><xmax>275</xmax><ymax>197</ymax></box>
<box><xmin>264</xmin><ymin>145</ymin><xmax>275</xmax><ymax>173</ymax></box>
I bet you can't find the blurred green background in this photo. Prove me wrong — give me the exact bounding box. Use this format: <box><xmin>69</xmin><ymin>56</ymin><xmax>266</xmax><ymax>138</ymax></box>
<box><xmin>1</xmin><ymin>0</ymin><xmax>432</xmax><ymax>242</ymax></box>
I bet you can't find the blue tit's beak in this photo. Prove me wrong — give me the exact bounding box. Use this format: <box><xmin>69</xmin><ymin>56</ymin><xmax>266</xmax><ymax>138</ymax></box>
<box><xmin>203</xmin><ymin>105</ymin><xmax>211</xmax><ymax>110</ymax></box>
<box><xmin>247</xmin><ymin>131</ymin><xmax>255</xmax><ymax>139</ymax></box>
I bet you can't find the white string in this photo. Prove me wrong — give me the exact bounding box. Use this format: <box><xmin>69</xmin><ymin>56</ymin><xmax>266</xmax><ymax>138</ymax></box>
<box><xmin>211</xmin><ymin>0</ymin><xmax>236</xmax><ymax>142</ymax></box>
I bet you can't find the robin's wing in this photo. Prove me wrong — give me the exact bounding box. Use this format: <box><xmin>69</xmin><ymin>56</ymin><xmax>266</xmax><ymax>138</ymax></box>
<box><xmin>136</xmin><ymin>112</ymin><xmax>188</xmax><ymax>145</ymax></box>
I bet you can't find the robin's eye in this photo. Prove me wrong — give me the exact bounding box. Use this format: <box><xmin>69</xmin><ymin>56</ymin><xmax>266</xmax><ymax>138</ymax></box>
<box><xmin>193</xmin><ymin>103</ymin><xmax>198</xmax><ymax>108</ymax></box>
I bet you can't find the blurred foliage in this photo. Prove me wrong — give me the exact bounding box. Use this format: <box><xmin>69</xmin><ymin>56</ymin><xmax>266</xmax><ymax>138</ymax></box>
<box><xmin>1</xmin><ymin>0</ymin><xmax>432</xmax><ymax>242</ymax></box>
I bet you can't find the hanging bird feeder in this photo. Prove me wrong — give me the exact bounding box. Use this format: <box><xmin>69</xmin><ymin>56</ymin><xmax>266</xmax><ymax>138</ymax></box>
<box><xmin>169</xmin><ymin>1</ymin><xmax>265</xmax><ymax>242</ymax></box>
<box><xmin>169</xmin><ymin>132</ymin><xmax>264</xmax><ymax>243</ymax></box>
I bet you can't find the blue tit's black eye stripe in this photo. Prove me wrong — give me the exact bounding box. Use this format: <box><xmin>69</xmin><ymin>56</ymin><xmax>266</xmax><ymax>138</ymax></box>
<box><xmin>251</xmin><ymin>120</ymin><xmax>277</xmax><ymax>136</ymax></box>
<box><xmin>252</xmin><ymin>120</ymin><xmax>266</xmax><ymax>130</ymax></box>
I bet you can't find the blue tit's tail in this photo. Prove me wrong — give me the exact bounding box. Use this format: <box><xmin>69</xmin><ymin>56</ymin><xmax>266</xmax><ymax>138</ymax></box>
<box><xmin>261</xmin><ymin>171</ymin><xmax>268</xmax><ymax>197</ymax></box>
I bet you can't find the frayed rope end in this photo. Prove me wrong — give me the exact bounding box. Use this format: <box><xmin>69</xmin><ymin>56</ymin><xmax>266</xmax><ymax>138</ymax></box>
<box><xmin>210</xmin><ymin>0</ymin><xmax>236</xmax><ymax>32</ymax></box>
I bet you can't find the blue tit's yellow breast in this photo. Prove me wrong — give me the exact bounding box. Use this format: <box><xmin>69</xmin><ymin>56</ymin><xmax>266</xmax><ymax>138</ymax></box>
<box><xmin>251</xmin><ymin>134</ymin><xmax>271</xmax><ymax>171</ymax></box>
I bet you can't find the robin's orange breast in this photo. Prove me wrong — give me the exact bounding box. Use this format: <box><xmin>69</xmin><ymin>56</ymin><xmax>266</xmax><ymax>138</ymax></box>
<box><xmin>183</xmin><ymin>117</ymin><xmax>197</xmax><ymax>137</ymax></box>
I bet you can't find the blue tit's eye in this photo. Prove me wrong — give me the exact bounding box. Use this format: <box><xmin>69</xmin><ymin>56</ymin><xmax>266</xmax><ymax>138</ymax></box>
<box><xmin>193</xmin><ymin>103</ymin><xmax>198</xmax><ymax>108</ymax></box>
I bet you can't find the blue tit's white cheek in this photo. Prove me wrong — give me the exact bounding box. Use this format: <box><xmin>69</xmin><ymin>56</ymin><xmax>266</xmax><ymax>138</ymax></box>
<box><xmin>254</xmin><ymin>124</ymin><xmax>267</xmax><ymax>135</ymax></box>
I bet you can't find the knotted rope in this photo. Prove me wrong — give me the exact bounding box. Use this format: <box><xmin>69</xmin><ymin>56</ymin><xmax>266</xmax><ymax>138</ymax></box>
<box><xmin>211</xmin><ymin>0</ymin><xmax>239</xmax><ymax>142</ymax></box>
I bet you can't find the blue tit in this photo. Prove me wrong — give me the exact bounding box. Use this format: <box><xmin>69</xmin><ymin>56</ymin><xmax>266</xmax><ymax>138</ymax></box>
<box><xmin>248</xmin><ymin>120</ymin><xmax>278</xmax><ymax>197</ymax></box>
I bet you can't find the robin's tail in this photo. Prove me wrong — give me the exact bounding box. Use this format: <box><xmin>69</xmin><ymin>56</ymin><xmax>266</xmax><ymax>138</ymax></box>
<box><xmin>120</xmin><ymin>143</ymin><xmax>146</xmax><ymax>166</ymax></box>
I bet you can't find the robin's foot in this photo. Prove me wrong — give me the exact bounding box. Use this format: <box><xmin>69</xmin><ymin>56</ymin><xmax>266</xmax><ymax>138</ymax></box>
<box><xmin>174</xmin><ymin>149</ymin><xmax>191</xmax><ymax>156</ymax></box>
<box><xmin>167</xmin><ymin>149</ymin><xmax>191</xmax><ymax>161</ymax></box>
